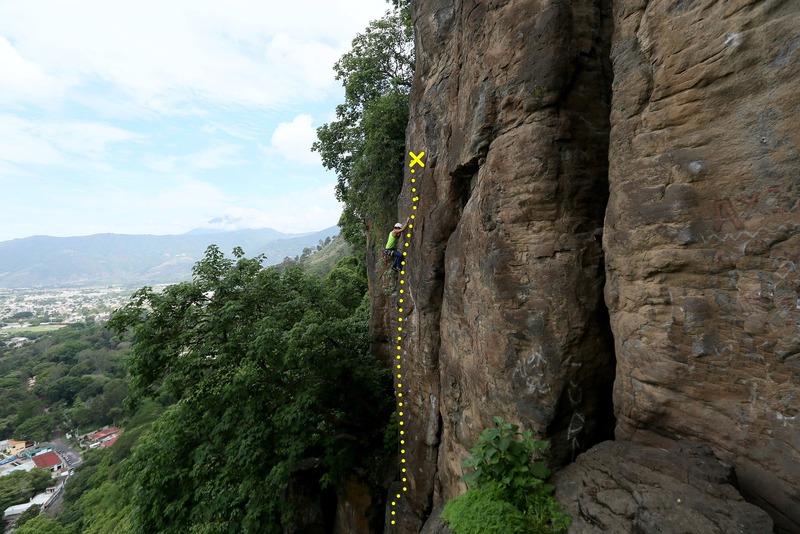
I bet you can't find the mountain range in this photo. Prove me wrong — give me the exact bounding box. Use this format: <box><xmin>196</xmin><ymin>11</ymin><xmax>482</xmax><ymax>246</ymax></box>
<box><xmin>0</xmin><ymin>227</ymin><xmax>339</xmax><ymax>288</ymax></box>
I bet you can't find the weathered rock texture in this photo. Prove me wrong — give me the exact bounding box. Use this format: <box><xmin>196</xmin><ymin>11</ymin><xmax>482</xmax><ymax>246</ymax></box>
<box><xmin>605</xmin><ymin>1</ymin><xmax>800</xmax><ymax>531</ymax></box>
<box><xmin>552</xmin><ymin>440</ymin><xmax>774</xmax><ymax>533</ymax></box>
<box><xmin>398</xmin><ymin>0</ymin><xmax>616</xmax><ymax>531</ymax></box>
<box><xmin>418</xmin><ymin>506</ymin><xmax>454</xmax><ymax>534</ymax></box>
<box><xmin>334</xmin><ymin>475</ymin><xmax>385</xmax><ymax>534</ymax></box>
<box><xmin>391</xmin><ymin>0</ymin><xmax>800</xmax><ymax>531</ymax></box>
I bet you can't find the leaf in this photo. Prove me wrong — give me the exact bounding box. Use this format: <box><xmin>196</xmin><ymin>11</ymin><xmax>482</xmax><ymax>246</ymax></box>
<box><xmin>529</xmin><ymin>462</ymin><xmax>550</xmax><ymax>479</ymax></box>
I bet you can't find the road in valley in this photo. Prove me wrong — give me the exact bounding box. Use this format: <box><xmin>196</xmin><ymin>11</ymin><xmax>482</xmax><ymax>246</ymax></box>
<box><xmin>51</xmin><ymin>435</ymin><xmax>82</xmax><ymax>469</ymax></box>
<box><xmin>42</xmin><ymin>435</ymin><xmax>83</xmax><ymax>518</ymax></box>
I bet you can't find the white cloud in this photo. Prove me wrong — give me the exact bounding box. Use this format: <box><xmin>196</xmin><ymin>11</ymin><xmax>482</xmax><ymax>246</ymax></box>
<box><xmin>30</xmin><ymin>175</ymin><xmax>234</xmax><ymax>238</ymax></box>
<box><xmin>39</xmin><ymin>122</ymin><xmax>141</xmax><ymax>158</ymax></box>
<box><xmin>142</xmin><ymin>144</ymin><xmax>245</xmax><ymax>173</ymax></box>
<box><xmin>263</xmin><ymin>34</ymin><xmax>341</xmax><ymax>95</ymax></box>
<box><xmin>147</xmin><ymin>177</ymin><xmax>233</xmax><ymax>225</ymax></box>
<box><xmin>185</xmin><ymin>144</ymin><xmax>244</xmax><ymax>170</ymax></box>
<box><xmin>0</xmin><ymin>114</ymin><xmax>140</xmax><ymax>167</ymax></box>
<box><xmin>0</xmin><ymin>173</ymin><xmax>189</xmax><ymax>239</ymax></box>
<box><xmin>0</xmin><ymin>37</ymin><xmax>63</xmax><ymax>103</ymax></box>
<box><xmin>269</xmin><ymin>114</ymin><xmax>320</xmax><ymax>165</ymax></box>
<box><xmin>201</xmin><ymin>122</ymin><xmax>259</xmax><ymax>142</ymax></box>
<box><xmin>202</xmin><ymin>185</ymin><xmax>342</xmax><ymax>234</ymax></box>
<box><xmin>0</xmin><ymin>0</ymin><xmax>390</xmax><ymax>113</ymax></box>
<box><xmin>141</xmin><ymin>155</ymin><xmax>177</xmax><ymax>175</ymax></box>
<box><xmin>0</xmin><ymin>0</ymin><xmax>387</xmax><ymax>240</ymax></box>
<box><xmin>0</xmin><ymin>115</ymin><xmax>64</xmax><ymax>166</ymax></box>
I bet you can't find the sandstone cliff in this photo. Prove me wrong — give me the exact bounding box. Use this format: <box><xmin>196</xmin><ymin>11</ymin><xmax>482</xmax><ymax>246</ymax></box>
<box><xmin>386</xmin><ymin>0</ymin><xmax>800</xmax><ymax>532</ymax></box>
<box><xmin>396</xmin><ymin>0</ymin><xmax>615</xmax><ymax>530</ymax></box>
<box><xmin>606</xmin><ymin>1</ymin><xmax>799</xmax><ymax>530</ymax></box>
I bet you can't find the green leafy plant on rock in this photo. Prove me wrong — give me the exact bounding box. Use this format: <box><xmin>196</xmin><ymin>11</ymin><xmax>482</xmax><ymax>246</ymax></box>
<box><xmin>442</xmin><ymin>416</ymin><xmax>571</xmax><ymax>534</ymax></box>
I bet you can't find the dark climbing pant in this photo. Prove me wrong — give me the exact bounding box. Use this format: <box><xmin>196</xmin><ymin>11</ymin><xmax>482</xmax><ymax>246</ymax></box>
<box><xmin>388</xmin><ymin>249</ymin><xmax>403</xmax><ymax>270</ymax></box>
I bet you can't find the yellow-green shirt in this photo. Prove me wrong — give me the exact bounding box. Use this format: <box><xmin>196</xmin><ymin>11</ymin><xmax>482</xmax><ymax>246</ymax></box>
<box><xmin>386</xmin><ymin>231</ymin><xmax>398</xmax><ymax>250</ymax></box>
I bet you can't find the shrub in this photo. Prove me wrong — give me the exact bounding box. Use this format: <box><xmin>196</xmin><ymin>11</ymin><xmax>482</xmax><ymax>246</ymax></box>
<box><xmin>441</xmin><ymin>483</ymin><xmax>528</xmax><ymax>534</ymax></box>
<box><xmin>442</xmin><ymin>416</ymin><xmax>570</xmax><ymax>534</ymax></box>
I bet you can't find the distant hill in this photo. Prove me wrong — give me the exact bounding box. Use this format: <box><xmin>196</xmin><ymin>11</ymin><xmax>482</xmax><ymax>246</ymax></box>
<box><xmin>299</xmin><ymin>237</ymin><xmax>353</xmax><ymax>277</ymax></box>
<box><xmin>275</xmin><ymin>236</ymin><xmax>355</xmax><ymax>277</ymax></box>
<box><xmin>0</xmin><ymin>227</ymin><xmax>339</xmax><ymax>288</ymax></box>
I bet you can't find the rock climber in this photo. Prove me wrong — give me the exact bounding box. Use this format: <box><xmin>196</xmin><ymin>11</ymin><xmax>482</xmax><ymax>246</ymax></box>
<box><xmin>385</xmin><ymin>216</ymin><xmax>411</xmax><ymax>272</ymax></box>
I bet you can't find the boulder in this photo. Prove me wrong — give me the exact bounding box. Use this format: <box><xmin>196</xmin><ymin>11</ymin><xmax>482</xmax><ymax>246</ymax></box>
<box><xmin>552</xmin><ymin>440</ymin><xmax>773</xmax><ymax>533</ymax></box>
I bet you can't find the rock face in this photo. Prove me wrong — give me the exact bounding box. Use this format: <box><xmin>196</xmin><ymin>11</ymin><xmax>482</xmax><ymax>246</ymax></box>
<box><xmin>394</xmin><ymin>0</ymin><xmax>800</xmax><ymax>532</ymax></box>
<box><xmin>281</xmin><ymin>462</ymin><xmax>334</xmax><ymax>534</ymax></box>
<box><xmin>605</xmin><ymin>1</ymin><xmax>800</xmax><ymax>531</ymax></box>
<box><xmin>418</xmin><ymin>506</ymin><xmax>453</xmax><ymax>534</ymax></box>
<box><xmin>334</xmin><ymin>475</ymin><xmax>384</xmax><ymax>534</ymax></box>
<box><xmin>552</xmin><ymin>440</ymin><xmax>774</xmax><ymax>533</ymax></box>
<box><xmin>398</xmin><ymin>0</ymin><xmax>616</xmax><ymax>531</ymax></box>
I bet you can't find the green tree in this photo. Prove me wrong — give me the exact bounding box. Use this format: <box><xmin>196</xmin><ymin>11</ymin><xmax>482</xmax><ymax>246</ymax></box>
<box><xmin>0</xmin><ymin>416</ymin><xmax>13</xmax><ymax>437</ymax></box>
<box><xmin>0</xmin><ymin>376</ymin><xmax>19</xmax><ymax>390</ymax></box>
<box><xmin>12</xmin><ymin>414</ymin><xmax>53</xmax><ymax>442</ymax></box>
<box><xmin>313</xmin><ymin>6</ymin><xmax>413</xmax><ymax>246</ymax></box>
<box><xmin>59</xmin><ymin>400</ymin><xmax>164</xmax><ymax>534</ymax></box>
<box><xmin>68</xmin><ymin>360</ymin><xmax>96</xmax><ymax>377</ymax></box>
<box><xmin>76</xmin><ymin>381</ymin><xmax>104</xmax><ymax>401</ymax></box>
<box><xmin>44</xmin><ymin>340</ymin><xmax>91</xmax><ymax>364</ymax></box>
<box><xmin>442</xmin><ymin>483</ymin><xmax>531</xmax><ymax>534</ymax></box>
<box><xmin>0</xmin><ymin>323</ymin><xmax>133</xmax><ymax>439</ymax></box>
<box><xmin>13</xmin><ymin>399</ymin><xmax>46</xmax><ymax>426</ymax></box>
<box><xmin>65</xmin><ymin>398</ymin><xmax>93</xmax><ymax>431</ymax></box>
<box><xmin>13</xmin><ymin>504</ymin><xmax>41</xmax><ymax>529</ymax></box>
<box><xmin>108</xmin><ymin>247</ymin><xmax>391</xmax><ymax>533</ymax></box>
<box><xmin>13</xmin><ymin>515</ymin><xmax>68</xmax><ymax>534</ymax></box>
<box><xmin>42</xmin><ymin>375</ymin><xmax>86</xmax><ymax>404</ymax></box>
<box><xmin>0</xmin><ymin>469</ymin><xmax>52</xmax><ymax>529</ymax></box>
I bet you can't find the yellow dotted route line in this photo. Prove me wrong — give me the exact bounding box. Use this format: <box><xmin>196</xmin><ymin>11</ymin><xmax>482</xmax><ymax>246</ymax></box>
<box><xmin>389</xmin><ymin>152</ymin><xmax>423</xmax><ymax>527</ymax></box>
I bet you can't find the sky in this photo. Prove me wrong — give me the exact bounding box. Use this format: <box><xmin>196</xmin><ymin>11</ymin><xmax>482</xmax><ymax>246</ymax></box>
<box><xmin>0</xmin><ymin>0</ymin><xmax>393</xmax><ymax>242</ymax></box>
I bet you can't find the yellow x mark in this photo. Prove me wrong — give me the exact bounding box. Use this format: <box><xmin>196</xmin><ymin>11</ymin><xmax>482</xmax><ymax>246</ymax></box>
<box><xmin>409</xmin><ymin>151</ymin><xmax>425</xmax><ymax>169</ymax></box>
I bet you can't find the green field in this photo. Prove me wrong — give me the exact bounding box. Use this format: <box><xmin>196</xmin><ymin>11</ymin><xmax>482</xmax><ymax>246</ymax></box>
<box><xmin>1</xmin><ymin>324</ymin><xmax>67</xmax><ymax>336</ymax></box>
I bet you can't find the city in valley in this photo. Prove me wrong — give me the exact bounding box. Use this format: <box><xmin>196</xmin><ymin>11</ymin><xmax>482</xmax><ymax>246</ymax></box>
<box><xmin>0</xmin><ymin>286</ymin><xmax>158</xmax><ymax>346</ymax></box>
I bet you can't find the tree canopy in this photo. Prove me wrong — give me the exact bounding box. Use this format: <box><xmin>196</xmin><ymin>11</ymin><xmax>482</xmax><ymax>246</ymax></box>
<box><xmin>0</xmin><ymin>469</ymin><xmax>52</xmax><ymax>530</ymax></box>
<box><xmin>313</xmin><ymin>6</ymin><xmax>414</xmax><ymax>246</ymax></box>
<box><xmin>0</xmin><ymin>323</ymin><xmax>131</xmax><ymax>441</ymax></box>
<box><xmin>108</xmin><ymin>247</ymin><xmax>392</xmax><ymax>532</ymax></box>
<box><xmin>13</xmin><ymin>515</ymin><xmax>70</xmax><ymax>534</ymax></box>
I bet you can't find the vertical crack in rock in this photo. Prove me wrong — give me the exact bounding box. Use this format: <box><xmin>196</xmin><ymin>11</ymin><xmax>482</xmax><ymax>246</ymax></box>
<box><xmin>451</xmin><ymin>158</ymin><xmax>480</xmax><ymax>213</ymax></box>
